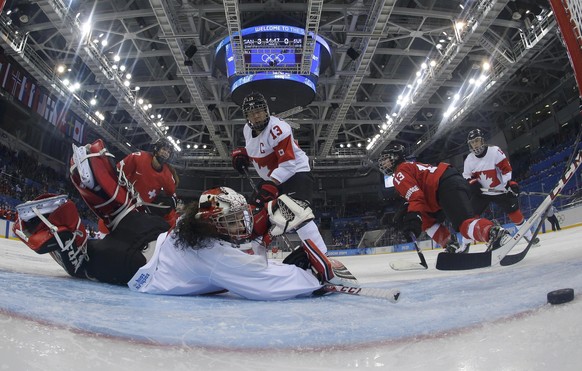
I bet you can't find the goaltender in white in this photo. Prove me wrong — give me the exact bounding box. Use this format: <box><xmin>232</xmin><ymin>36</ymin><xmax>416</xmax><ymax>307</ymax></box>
<box><xmin>128</xmin><ymin>187</ymin><xmax>324</xmax><ymax>300</ymax></box>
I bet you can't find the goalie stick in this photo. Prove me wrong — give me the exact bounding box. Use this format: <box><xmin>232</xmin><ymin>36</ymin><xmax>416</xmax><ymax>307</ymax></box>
<box><xmin>322</xmin><ymin>284</ymin><xmax>401</xmax><ymax>303</ymax></box>
<box><xmin>436</xmin><ymin>148</ymin><xmax>582</xmax><ymax>270</ymax></box>
<box><xmin>389</xmin><ymin>233</ymin><xmax>429</xmax><ymax>271</ymax></box>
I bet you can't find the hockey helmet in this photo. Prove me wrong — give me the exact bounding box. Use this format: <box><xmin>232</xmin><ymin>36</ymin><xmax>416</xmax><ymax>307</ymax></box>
<box><xmin>467</xmin><ymin>129</ymin><xmax>486</xmax><ymax>156</ymax></box>
<box><xmin>242</xmin><ymin>92</ymin><xmax>270</xmax><ymax>132</ymax></box>
<box><xmin>378</xmin><ymin>144</ymin><xmax>406</xmax><ymax>175</ymax></box>
<box><xmin>196</xmin><ymin>186</ymin><xmax>253</xmax><ymax>242</ymax></box>
<box><xmin>153</xmin><ymin>138</ymin><xmax>175</xmax><ymax>164</ymax></box>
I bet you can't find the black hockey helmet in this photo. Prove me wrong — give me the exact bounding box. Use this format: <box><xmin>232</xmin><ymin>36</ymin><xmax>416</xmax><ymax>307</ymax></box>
<box><xmin>467</xmin><ymin>129</ymin><xmax>486</xmax><ymax>156</ymax></box>
<box><xmin>153</xmin><ymin>138</ymin><xmax>175</xmax><ymax>164</ymax></box>
<box><xmin>378</xmin><ymin>143</ymin><xmax>406</xmax><ymax>175</ymax></box>
<box><xmin>242</xmin><ymin>92</ymin><xmax>270</xmax><ymax>132</ymax></box>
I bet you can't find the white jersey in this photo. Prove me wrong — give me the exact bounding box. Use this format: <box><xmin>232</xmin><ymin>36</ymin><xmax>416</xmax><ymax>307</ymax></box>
<box><xmin>243</xmin><ymin>116</ymin><xmax>310</xmax><ymax>183</ymax></box>
<box><xmin>128</xmin><ymin>232</ymin><xmax>321</xmax><ymax>301</ymax></box>
<box><xmin>463</xmin><ymin>145</ymin><xmax>513</xmax><ymax>195</ymax></box>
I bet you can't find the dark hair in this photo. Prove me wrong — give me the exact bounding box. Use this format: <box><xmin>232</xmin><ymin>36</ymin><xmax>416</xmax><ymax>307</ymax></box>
<box><xmin>174</xmin><ymin>202</ymin><xmax>221</xmax><ymax>250</ymax></box>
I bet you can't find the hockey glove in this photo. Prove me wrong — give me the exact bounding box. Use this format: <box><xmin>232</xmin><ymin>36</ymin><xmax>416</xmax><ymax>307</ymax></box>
<box><xmin>250</xmin><ymin>180</ymin><xmax>279</xmax><ymax>208</ymax></box>
<box><xmin>506</xmin><ymin>180</ymin><xmax>520</xmax><ymax>197</ymax></box>
<box><xmin>149</xmin><ymin>193</ymin><xmax>177</xmax><ymax>217</ymax></box>
<box><xmin>282</xmin><ymin>245</ymin><xmax>311</xmax><ymax>270</ymax></box>
<box><xmin>402</xmin><ymin>212</ymin><xmax>422</xmax><ymax>241</ymax></box>
<box><xmin>392</xmin><ymin>201</ymin><xmax>409</xmax><ymax>227</ymax></box>
<box><xmin>231</xmin><ymin>147</ymin><xmax>250</xmax><ymax>175</ymax></box>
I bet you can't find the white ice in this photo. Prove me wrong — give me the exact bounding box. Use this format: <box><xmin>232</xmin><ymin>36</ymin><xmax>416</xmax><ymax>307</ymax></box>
<box><xmin>1</xmin><ymin>227</ymin><xmax>582</xmax><ymax>371</ymax></box>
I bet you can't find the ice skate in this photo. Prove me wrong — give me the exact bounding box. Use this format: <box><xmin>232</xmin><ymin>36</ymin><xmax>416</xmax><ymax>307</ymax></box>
<box><xmin>325</xmin><ymin>258</ymin><xmax>359</xmax><ymax>287</ymax></box>
<box><xmin>486</xmin><ymin>226</ymin><xmax>510</xmax><ymax>252</ymax></box>
<box><xmin>443</xmin><ymin>240</ymin><xmax>470</xmax><ymax>254</ymax></box>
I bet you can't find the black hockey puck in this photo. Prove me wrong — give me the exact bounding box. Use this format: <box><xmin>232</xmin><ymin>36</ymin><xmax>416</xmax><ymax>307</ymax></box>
<box><xmin>547</xmin><ymin>288</ymin><xmax>574</xmax><ymax>305</ymax></box>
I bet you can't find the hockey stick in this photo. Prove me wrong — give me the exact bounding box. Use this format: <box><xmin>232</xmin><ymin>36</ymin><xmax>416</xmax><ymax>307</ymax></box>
<box><xmin>481</xmin><ymin>188</ymin><xmax>567</xmax><ymax>197</ymax></box>
<box><xmin>389</xmin><ymin>233</ymin><xmax>428</xmax><ymax>271</ymax></box>
<box><xmin>436</xmin><ymin>148</ymin><xmax>582</xmax><ymax>270</ymax></box>
<box><xmin>501</xmin><ymin>130</ymin><xmax>582</xmax><ymax>265</ymax></box>
<box><xmin>322</xmin><ymin>284</ymin><xmax>401</xmax><ymax>303</ymax></box>
<box><xmin>499</xmin><ymin>208</ymin><xmax>546</xmax><ymax>265</ymax></box>
<box><xmin>242</xmin><ymin>166</ymin><xmax>258</xmax><ymax>193</ymax></box>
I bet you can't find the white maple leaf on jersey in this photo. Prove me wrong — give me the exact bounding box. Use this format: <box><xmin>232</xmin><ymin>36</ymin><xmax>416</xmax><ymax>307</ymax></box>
<box><xmin>478</xmin><ymin>172</ymin><xmax>495</xmax><ymax>188</ymax></box>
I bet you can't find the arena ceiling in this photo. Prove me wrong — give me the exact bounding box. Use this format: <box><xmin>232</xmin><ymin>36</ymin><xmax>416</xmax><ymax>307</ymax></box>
<box><xmin>0</xmin><ymin>0</ymin><xmax>575</xmax><ymax>175</ymax></box>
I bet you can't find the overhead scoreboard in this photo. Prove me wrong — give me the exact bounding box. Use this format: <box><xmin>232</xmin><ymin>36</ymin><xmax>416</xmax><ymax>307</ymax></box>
<box><xmin>214</xmin><ymin>25</ymin><xmax>331</xmax><ymax>113</ymax></box>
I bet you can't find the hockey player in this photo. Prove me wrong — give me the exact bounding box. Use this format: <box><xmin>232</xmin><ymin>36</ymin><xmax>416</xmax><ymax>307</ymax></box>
<box><xmin>378</xmin><ymin>144</ymin><xmax>510</xmax><ymax>253</ymax></box>
<box><xmin>463</xmin><ymin>129</ymin><xmax>539</xmax><ymax>245</ymax></box>
<box><xmin>230</xmin><ymin>92</ymin><xmax>356</xmax><ymax>287</ymax></box>
<box><xmin>128</xmin><ymin>187</ymin><xmax>326</xmax><ymax>300</ymax></box>
<box><xmin>13</xmin><ymin>139</ymin><xmax>353</xmax><ymax>300</ymax></box>
<box><xmin>117</xmin><ymin>138</ymin><xmax>180</xmax><ymax>227</ymax></box>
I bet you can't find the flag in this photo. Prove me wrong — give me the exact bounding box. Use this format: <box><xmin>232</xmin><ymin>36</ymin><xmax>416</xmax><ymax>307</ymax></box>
<box><xmin>73</xmin><ymin>119</ymin><xmax>84</xmax><ymax>143</ymax></box>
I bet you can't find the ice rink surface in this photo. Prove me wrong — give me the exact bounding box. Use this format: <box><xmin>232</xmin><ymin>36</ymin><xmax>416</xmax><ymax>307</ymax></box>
<box><xmin>1</xmin><ymin>227</ymin><xmax>582</xmax><ymax>370</ymax></box>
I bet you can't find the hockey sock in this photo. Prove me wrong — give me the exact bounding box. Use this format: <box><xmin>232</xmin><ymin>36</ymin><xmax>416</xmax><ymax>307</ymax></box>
<box><xmin>296</xmin><ymin>221</ymin><xmax>328</xmax><ymax>254</ymax></box>
<box><xmin>425</xmin><ymin>222</ymin><xmax>451</xmax><ymax>246</ymax></box>
<box><xmin>460</xmin><ymin>218</ymin><xmax>493</xmax><ymax>242</ymax></box>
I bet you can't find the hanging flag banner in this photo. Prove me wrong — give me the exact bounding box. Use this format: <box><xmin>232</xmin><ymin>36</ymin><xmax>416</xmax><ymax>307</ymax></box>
<box><xmin>0</xmin><ymin>53</ymin><xmax>89</xmax><ymax>143</ymax></box>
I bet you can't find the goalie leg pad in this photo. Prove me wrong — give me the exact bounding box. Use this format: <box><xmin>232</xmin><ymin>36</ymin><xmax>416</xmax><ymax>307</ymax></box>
<box><xmin>267</xmin><ymin>195</ymin><xmax>314</xmax><ymax>236</ymax></box>
<box><xmin>303</xmin><ymin>239</ymin><xmax>359</xmax><ymax>287</ymax></box>
<box><xmin>13</xmin><ymin>195</ymin><xmax>89</xmax><ymax>277</ymax></box>
<box><xmin>69</xmin><ymin>139</ymin><xmax>142</xmax><ymax>229</ymax></box>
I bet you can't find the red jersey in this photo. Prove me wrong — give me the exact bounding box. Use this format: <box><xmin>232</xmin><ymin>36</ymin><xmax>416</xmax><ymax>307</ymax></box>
<box><xmin>118</xmin><ymin>151</ymin><xmax>178</xmax><ymax>226</ymax></box>
<box><xmin>392</xmin><ymin>161</ymin><xmax>450</xmax><ymax>214</ymax></box>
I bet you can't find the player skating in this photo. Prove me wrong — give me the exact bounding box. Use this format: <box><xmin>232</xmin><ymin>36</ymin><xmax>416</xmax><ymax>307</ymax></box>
<box><xmin>378</xmin><ymin>144</ymin><xmax>510</xmax><ymax>253</ymax></box>
<box><xmin>463</xmin><ymin>129</ymin><xmax>539</xmax><ymax>245</ymax></box>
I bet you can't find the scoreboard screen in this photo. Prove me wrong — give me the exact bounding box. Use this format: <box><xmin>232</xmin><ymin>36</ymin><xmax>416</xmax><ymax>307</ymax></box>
<box><xmin>214</xmin><ymin>24</ymin><xmax>332</xmax><ymax>113</ymax></box>
<box><xmin>216</xmin><ymin>24</ymin><xmax>330</xmax><ymax>78</ymax></box>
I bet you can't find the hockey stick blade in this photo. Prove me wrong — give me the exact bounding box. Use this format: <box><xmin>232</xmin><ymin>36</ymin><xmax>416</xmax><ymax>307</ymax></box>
<box><xmin>437</xmin><ymin>149</ymin><xmax>582</xmax><ymax>271</ymax></box>
<box><xmin>499</xmin><ymin>235</ymin><xmax>535</xmax><ymax>266</ymax></box>
<box><xmin>409</xmin><ymin>232</ymin><xmax>429</xmax><ymax>268</ymax></box>
<box><xmin>322</xmin><ymin>284</ymin><xmax>401</xmax><ymax>303</ymax></box>
<box><xmin>390</xmin><ymin>260</ymin><xmax>428</xmax><ymax>271</ymax></box>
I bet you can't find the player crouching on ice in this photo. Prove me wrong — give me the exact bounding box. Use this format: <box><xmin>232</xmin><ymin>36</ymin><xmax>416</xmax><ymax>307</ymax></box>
<box><xmin>12</xmin><ymin>139</ymin><xmax>357</xmax><ymax>300</ymax></box>
<box><xmin>378</xmin><ymin>144</ymin><xmax>510</xmax><ymax>253</ymax></box>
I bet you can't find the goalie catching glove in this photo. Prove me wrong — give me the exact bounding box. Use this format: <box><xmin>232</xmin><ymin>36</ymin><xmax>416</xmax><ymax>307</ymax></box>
<box><xmin>266</xmin><ymin>195</ymin><xmax>314</xmax><ymax>237</ymax></box>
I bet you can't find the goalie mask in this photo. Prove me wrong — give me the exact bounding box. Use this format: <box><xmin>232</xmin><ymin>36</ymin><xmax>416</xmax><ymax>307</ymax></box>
<box><xmin>467</xmin><ymin>129</ymin><xmax>486</xmax><ymax>156</ymax></box>
<box><xmin>195</xmin><ymin>187</ymin><xmax>253</xmax><ymax>242</ymax></box>
<box><xmin>242</xmin><ymin>92</ymin><xmax>270</xmax><ymax>132</ymax></box>
<box><xmin>153</xmin><ymin>138</ymin><xmax>175</xmax><ymax>165</ymax></box>
<box><xmin>378</xmin><ymin>144</ymin><xmax>406</xmax><ymax>175</ymax></box>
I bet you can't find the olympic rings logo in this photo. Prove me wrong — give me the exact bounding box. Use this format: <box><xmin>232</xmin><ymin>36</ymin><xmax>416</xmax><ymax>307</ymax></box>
<box><xmin>261</xmin><ymin>54</ymin><xmax>285</xmax><ymax>63</ymax></box>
